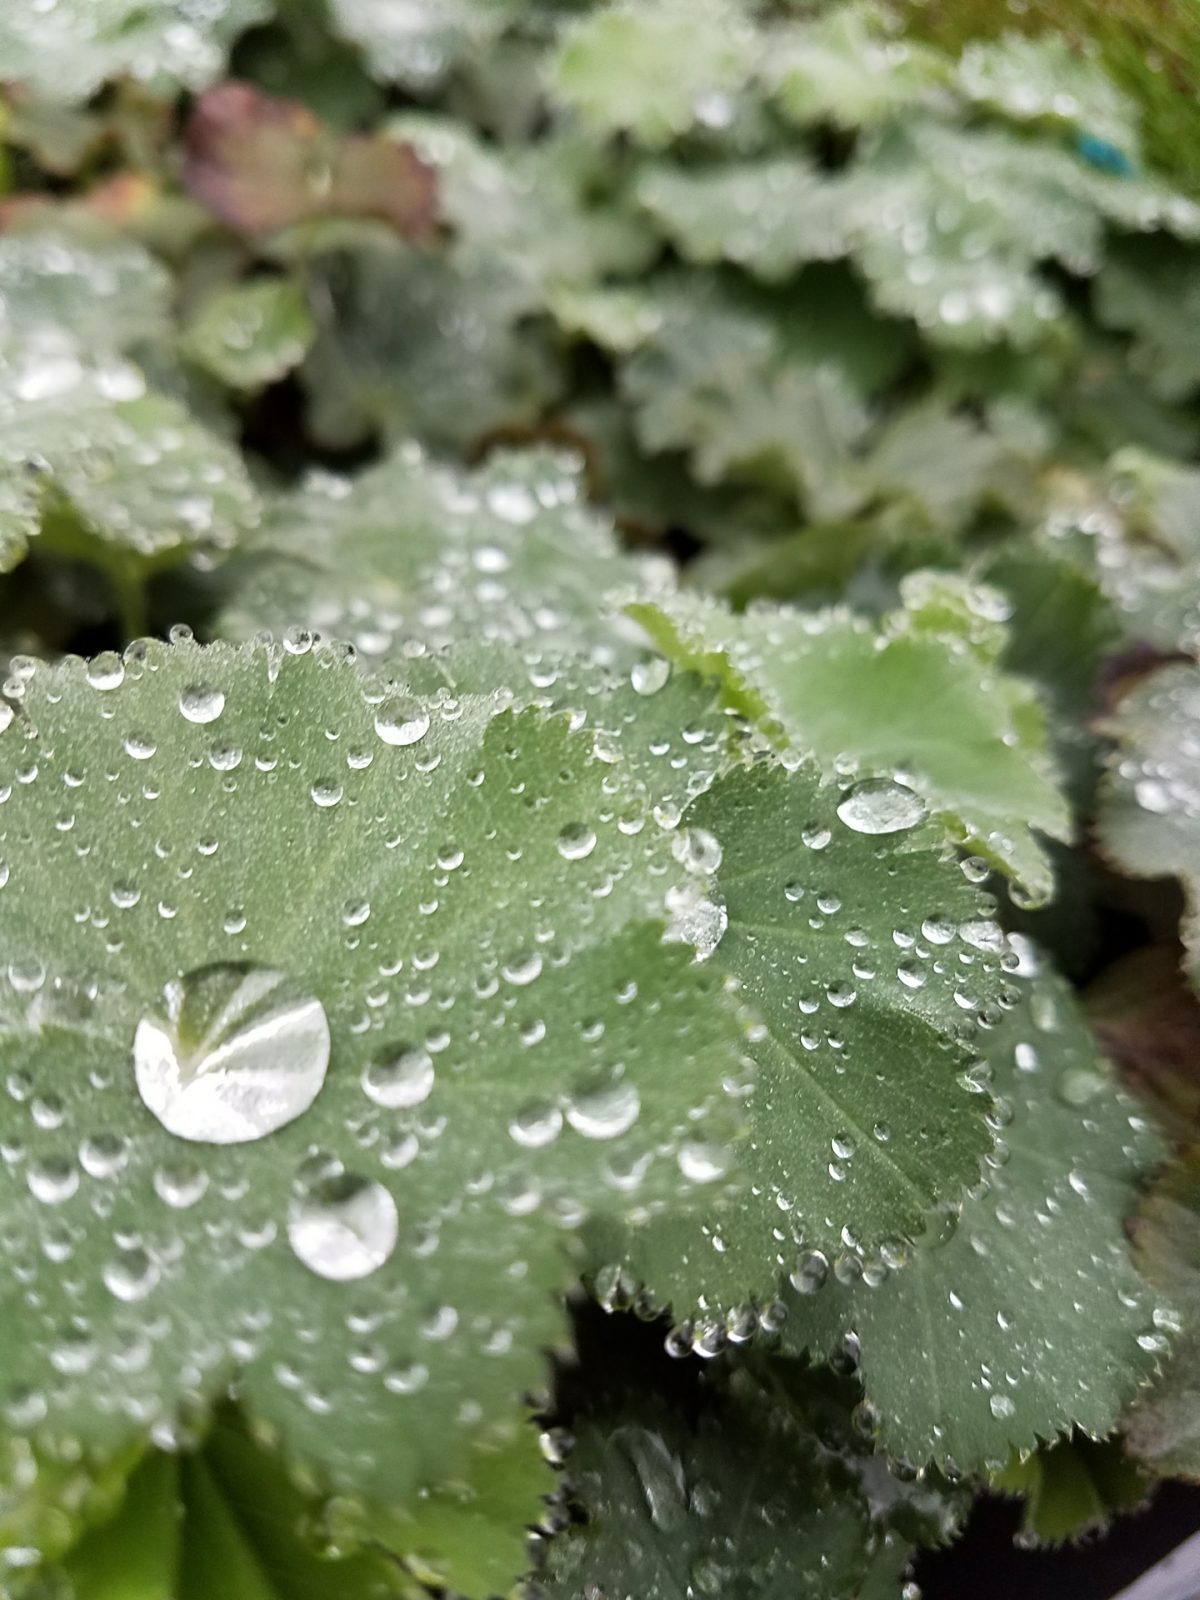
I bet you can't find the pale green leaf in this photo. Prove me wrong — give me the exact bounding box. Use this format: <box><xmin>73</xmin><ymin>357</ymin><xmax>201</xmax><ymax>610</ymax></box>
<box><xmin>631</xmin><ymin>581</ymin><xmax>1071</xmax><ymax>897</ymax></box>
<box><xmin>181</xmin><ymin>280</ymin><xmax>316</xmax><ymax>394</ymax></box>
<box><xmin>618</xmin><ymin>271</ymin><xmax>902</xmax><ymax>518</ymax></box>
<box><xmin>0</xmin><ymin>229</ymin><xmax>170</xmax><ymax>360</ymax></box>
<box><xmin>825</xmin><ymin>120</ymin><xmax>1199</xmax><ymax>347</ymax></box>
<box><xmin>958</xmin><ymin>32</ymin><xmax>1141</xmax><ymax>155</ymax></box>
<box><xmin>0</xmin><ymin>0</ymin><xmax>269</xmax><ymax>103</ymax></box>
<box><xmin>0</xmin><ymin>638</ymin><xmax>750</xmax><ymax>1575</ymax></box>
<box><xmin>778</xmin><ymin>957</ymin><xmax>1168</xmax><ymax>1472</ymax></box>
<box><xmin>635</xmin><ymin>156</ymin><xmax>841</xmax><ymax>281</ymax></box>
<box><xmin>1098</xmin><ymin>662</ymin><xmax>1200</xmax><ymax>989</ymax></box>
<box><xmin>328</xmin><ymin>0</ymin><xmax>529</xmax><ymax>91</ymax></box>
<box><xmin>552</xmin><ymin>0</ymin><xmax>757</xmax><ymax>150</ymax></box>
<box><xmin>766</xmin><ymin>3</ymin><xmax>947</xmax><ymax>130</ymax></box>
<box><xmin>0</xmin><ymin>385</ymin><xmax>261</xmax><ymax>574</ymax></box>
<box><xmin>216</xmin><ymin>444</ymin><xmax>670</xmax><ymax>667</ymax></box>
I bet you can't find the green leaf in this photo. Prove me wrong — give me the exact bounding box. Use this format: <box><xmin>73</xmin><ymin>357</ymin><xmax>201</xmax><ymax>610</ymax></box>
<box><xmin>778</xmin><ymin>955</ymin><xmax>1169</xmax><ymax>1472</ymax></box>
<box><xmin>1124</xmin><ymin>1153</ymin><xmax>1200</xmax><ymax>1477</ymax></box>
<box><xmin>0</xmin><ymin>228</ymin><xmax>170</xmax><ymax>359</ymax></box>
<box><xmin>0</xmin><ymin>637</ymin><xmax>752</xmax><ymax>1580</ymax></box>
<box><xmin>298</xmin><ymin>236</ymin><xmax>561</xmax><ymax>455</ymax></box>
<box><xmin>617</xmin><ymin>270</ymin><xmax>907</xmax><ymax>518</ymax></box>
<box><xmin>958</xmin><ymin>32</ymin><xmax>1141</xmax><ymax>155</ymax></box>
<box><xmin>766</xmin><ymin>3</ymin><xmax>947</xmax><ymax>130</ymax></box>
<box><xmin>0</xmin><ymin>0</ymin><xmax>269</xmax><ymax>104</ymax></box>
<box><xmin>551</xmin><ymin>0</ymin><xmax>757</xmax><ymax>150</ymax></box>
<box><xmin>1095</xmin><ymin>237</ymin><xmax>1200</xmax><ymax>402</ymax></box>
<box><xmin>328</xmin><ymin>0</ymin><xmax>526</xmax><ymax>92</ymax></box>
<box><xmin>635</xmin><ymin>156</ymin><xmax>839</xmax><ymax>281</ymax></box>
<box><xmin>397</xmin><ymin>118</ymin><xmax>655</xmax><ymax>293</ymax></box>
<box><xmin>991</xmin><ymin>1433</ymin><xmax>1151</xmax><ymax>1546</ymax></box>
<box><xmin>1098</xmin><ymin>662</ymin><xmax>1200</xmax><ymax>990</ymax></box>
<box><xmin>181</xmin><ymin>280</ymin><xmax>316</xmax><ymax>394</ymax></box>
<box><xmin>216</xmin><ymin>444</ymin><xmax>669</xmax><ymax>666</ymax></box>
<box><xmin>0</xmin><ymin>385</ymin><xmax>261</xmax><ymax>580</ymax></box>
<box><xmin>50</xmin><ymin>1415</ymin><xmax>412</xmax><ymax>1599</ymax></box>
<box><xmin>539</xmin><ymin>1365</ymin><xmax>873</xmax><ymax>1600</ymax></box>
<box><xmin>630</xmin><ymin>580</ymin><xmax>1071</xmax><ymax>898</ymax></box>
<box><xmin>584</xmin><ymin>745</ymin><xmax>1009</xmax><ymax>1321</ymax></box>
<box><xmin>822</xmin><ymin>119</ymin><xmax>1200</xmax><ymax>347</ymax></box>
<box><xmin>0</xmin><ymin>228</ymin><xmax>260</xmax><ymax>599</ymax></box>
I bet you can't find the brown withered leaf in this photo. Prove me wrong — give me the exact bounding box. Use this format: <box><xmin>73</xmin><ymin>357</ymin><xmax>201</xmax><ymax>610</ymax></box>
<box><xmin>1088</xmin><ymin>943</ymin><xmax>1200</xmax><ymax>1139</ymax></box>
<box><xmin>183</xmin><ymin>81</ymin><xmax>437</xmax><ymax>238</ymax></box>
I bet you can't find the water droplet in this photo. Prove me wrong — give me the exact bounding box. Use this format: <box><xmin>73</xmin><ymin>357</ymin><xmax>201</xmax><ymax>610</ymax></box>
<box><xmin>989</xmin><ymin>1392</ymin><xmax>1016</xmax><ymax>1420</ymax></box>
<box><xmin>288</xmin><ymin>1171</ymin><xmax>398</xmax><ymax>1282</ymax></box>
<box><xmin>362</xmin><ymin>1045</ymin><xmax>435</xmax><ymax>1110</ymax></box>
<box><xmin>566</xmin><ymin>1081</ymin><xmax>641</xmax><ymax>1140</ymax></box>
<box><xmin>631</xmin><ymin>658</ymin><xmax>670</xmax><ymax>696</ymax></box>
<box><xmin>375</xmin><ymin>696</ymin><xmax>430</xmax><ymax>747</ymax></box>
<box><xmin>556</xmin><ymin>822</ymin><xmax>597</xmax><ymax>861</ymax></box>
<box><xmin>671</xmin><ymin>827</ymin><xmax>722</xmax><ymax>875</ymax></box>
<box><xmin>133</xmin><ymin>964</ymin><xmax>330</xmax><ymax>1144</ymax></box>
<box><xmin>836</xmin><ymin>780</ymin><xmax>926</xmax><ymax>835</ymax></box>
<box><xmin>87</xmin><ymin>652</ymin><xmax>126</xmax><ymax>691</ymax></box>
<box><xmin>178</xmin><ymin>685</ymin><xmax>225</xmax><ymax>725</ymax></box>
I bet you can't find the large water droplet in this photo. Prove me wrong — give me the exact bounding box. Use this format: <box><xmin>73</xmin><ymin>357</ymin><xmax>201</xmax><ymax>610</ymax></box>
<box><xmin>288</xmin><ymin>1170</ymin><xmax>398</xmax><ymax>1281</ymax></box>
<box><xmin>178</xmin><ymin>684</ymin><xmax>226</xmax><ymax>725</ymax></box>
<box><xmin>566</xmin><ymin>1080</ymin><xmax>641</xmax><ymax>1140</ymax></box>
<box><xmin>374</xmin><ymin>696</ymin><xmax>430</xmax><ymax>747</ymax></box>
<box><xmin>133</xmin><ymin>964</ymin><xmax>330</xmax><ymax>1144</ymax></box>
<box><xmin>836</xmin><ymin>780</ymin><xmax>926</xmax><ymax>835</ymax></box>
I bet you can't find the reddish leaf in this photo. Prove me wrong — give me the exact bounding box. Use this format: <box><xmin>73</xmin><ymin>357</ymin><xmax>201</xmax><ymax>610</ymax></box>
<box><xmin>1088</xmin><ymin>943</ymin><xmax>1200</xmax><ymax>1138</ymax></box>
<box><xmin>183</xmin><ymin>81</ymin><xmax>437</xmax><ymax>238</ymax></box>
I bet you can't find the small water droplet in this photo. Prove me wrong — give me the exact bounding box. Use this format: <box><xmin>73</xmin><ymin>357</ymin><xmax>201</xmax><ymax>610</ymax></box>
<box><xmin>133</xmin><ymin>963</ymin><xmax>330</xmax><ymax>1144</ymax></box>
<box><xmin>288</xmin><ymin>1170</ymin><xmax>398</xmax><ymax>1281</ymax></box>
<box><xmin>362</xmin><ymin>1046</ymin><xmax>435</xmax><ymax>1110</ymax></box>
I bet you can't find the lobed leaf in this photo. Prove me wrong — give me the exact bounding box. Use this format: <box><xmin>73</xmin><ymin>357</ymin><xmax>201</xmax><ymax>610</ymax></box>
<box><xmin>631</xmin><ymin>581</ymin><xmax>1071</xmax><ymax>898</ymax></box>
<box><xmin>0</xmin><ymin>636</ymin><xmax>752</xmax><ymax>1578</ymax></box>
<box><xmin>779</xmin><ymin>956</ymin><xmax>1169</xmax><ymax>1472</ymax></box>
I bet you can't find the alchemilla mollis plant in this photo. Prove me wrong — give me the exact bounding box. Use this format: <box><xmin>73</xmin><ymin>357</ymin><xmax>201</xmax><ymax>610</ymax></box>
<box><xmin>2</xmin><ymin>1</ymin><xmax>1200</xmax><ymax>1595</ymax></box>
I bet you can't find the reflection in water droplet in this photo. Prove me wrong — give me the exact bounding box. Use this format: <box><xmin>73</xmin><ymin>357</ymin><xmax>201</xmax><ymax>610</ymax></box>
<box><xmin>836</xmin><ymin>780</ymin><xmax>926</xmax><ymax>835</ymax></box>
<box><xmin>178</xmin><ymin>685</ymin><xmax>226</xmax><ymax>725</ymax></box>
<box><xmin>567</xmin><ymin>1081</ymin><xmax>641</xmax><ymax>1140</ymax></box>
<box><xmin>133</xmin><ymin>963</ymin><xmax>330</xmax><ymax>1144</ymax></box>
<box><xmin>631</xmin><ymin>658</ymin><xmax>670</xmax><ymax>696</ymax></box>
<box><xmin>288</xmin><ymin>1171</ymin><xmax>398</xmax><ymax>1281</ymax></box>
<box><xmin>374</xmin><ymin>696</ymin><xmax>430</xmax><ymax>747</ymax></box>
<box><xmin>362</xmin><ymin>1045</ymin><xmax>435</xmax><ymax>1109</ymax></box>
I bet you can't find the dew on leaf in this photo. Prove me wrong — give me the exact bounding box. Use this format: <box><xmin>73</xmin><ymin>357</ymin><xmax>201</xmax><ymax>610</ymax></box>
<box><xmin>287</xmin><ymin>1170</ymin><xmax>399</xmax><ymax>1282</ymax></box>
<box><xmin>132</xmin><ymin>963</ymin><xmax>330</xmax><ymax>1144</ymax></box>
<box><xmin>178</xmin><ymin>684</ymin><xmax>226</xmax><ymax>724</ymax></box>
<box><xmin>566</xmin><ymin>1080</ymin><xmax>641</xmax><ymax>1140</ymax></box>
<box><xmin>362</xmin><ymin>1045</ymin><xmax>435</xmax><ymax>1110</ymax></box>
<box><xmin>836</xmin><ymin>779</ymin><xmax>926</xmax><ymax>835</ymax></box>
<box><xmin>374</xmin><ymin>695</ymin><xmax>431</xmax><ymax>747</ymax></box>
